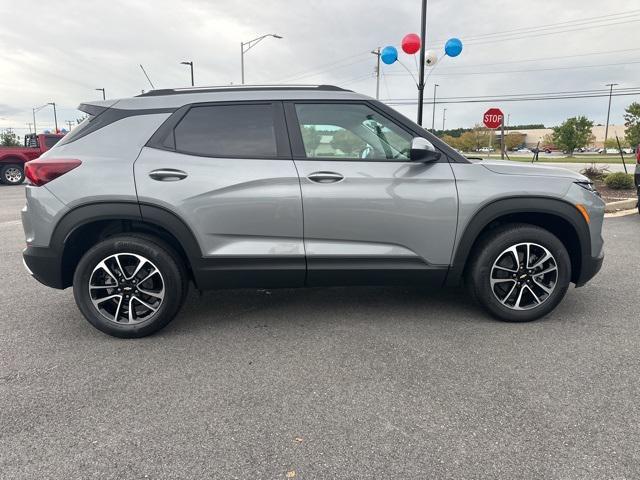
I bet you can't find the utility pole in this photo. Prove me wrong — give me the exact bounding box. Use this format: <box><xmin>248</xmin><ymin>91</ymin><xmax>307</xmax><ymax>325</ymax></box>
<box><xmin>500</xmin><ymin>115</ymin><xmax>505</xmax><ymax>160</ymax></box>
<box><xmin>181</xmin><ymin>61</ymin><xmax>194</xmax><ymax>86</ymax></box>
<box><xmin>442</xmin><ymin>108</ymin><xmax>447</xmax><ymax>131</ymax></box>
<box><xmin>66</xmin><ymin>120</ymin><xmax>74</xmax><ymax>131</ymax></box>
<box><xmin>371</xmin><ymin>48</ymin><xmax>381</xmax><ymax>99</ymax></box>
<box><xmin>95</xmin><ymin>88</ymin><xmax>106</xmax><ymax>100</ymax></box>
<box><xmin>48</xmin><ymin>102</ymin><xmax>58</xmax><ymax>132</ymax></box>
<box><xmin>32</xmin><ymin>108</ymin><xmax>37</xmax><ymax>134</ymax></box>
<box><xmin>241</xmin><ymin>34</ymin><xmax>282</xmax><ymax>84</ymax></box>
<box><xmin>431</xmin><ymin>84</ymin><xmax>439</xmax><ymax>131</ymax></box>
<box><xmin>417</xmin><ymin>0</ymin><xmax>428</xmax><ymax>125</ymax></box>
<box><xmin>26</xmin><ymin>122</ymin><xmax>33</xmax><ymax>134</ymax></box>
<box><xmin>604</xmin><ymin>83</ymin><xmax>618</xmax><ymax>144</ymax></box>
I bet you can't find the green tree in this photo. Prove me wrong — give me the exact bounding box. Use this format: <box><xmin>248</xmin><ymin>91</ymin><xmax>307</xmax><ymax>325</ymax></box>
<box><xmin>624</xmin><ymin>102</ymin><xmax>640</xmax><ymax>148</ymax></box>
<box><xmin>552</xmin><ymin>116</ymin><xmax>593</xmax><ymax>156</ymax></box>
<box><xmin>301</xmin><ymin>125</ymin><xmax>321</xmax><ymax>156</ymax></box>
<box><xmin>0</xmin><ymin>130</ymin><xmax>20</xmax><ymax>146</ymax></box>
<box><xmin>603</xmin><ymin>138</ymin><xmax>626</xmax><ymax>150</ymax></box>
<box><xmin>441</xmin><ymin>134</ymin><xmax>459</xmax><ymax>149</ymax></box>
<box><xmin>504</xmin><ymin>133</ymin><xmax>525</xmax><ymax>150</ymax></box>
<box><xmin>457</xmin><ymin>131</ymin><xmax>478</xmax><ymax>152</ymax></box>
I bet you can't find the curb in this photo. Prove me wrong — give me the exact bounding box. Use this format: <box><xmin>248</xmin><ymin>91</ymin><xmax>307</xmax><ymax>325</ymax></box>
<box><xmin>604</xmin><ymin>198</ymin><xmax>638</xmax><ymax>213</ymax></box>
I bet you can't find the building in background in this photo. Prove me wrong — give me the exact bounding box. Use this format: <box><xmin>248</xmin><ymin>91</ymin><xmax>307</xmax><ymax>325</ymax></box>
<box><xmin>501</xmin><ymin>124</ymin><xmax>627</xmax><ymax>148</ymax></box>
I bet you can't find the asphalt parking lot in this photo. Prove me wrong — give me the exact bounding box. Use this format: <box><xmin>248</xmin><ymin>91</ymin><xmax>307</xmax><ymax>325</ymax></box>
<box><xmin>1</xmin><ymin>184</ymin><xmax>639</xmax><ymax>479</ymax></box>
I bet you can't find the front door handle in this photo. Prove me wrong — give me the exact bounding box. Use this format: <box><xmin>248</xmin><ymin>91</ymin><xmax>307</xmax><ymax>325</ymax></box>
<box><xmin>149</xmin><ymin>169</ymin><xmax>188</xmax><ymax>181</ymax></box>
<box><xmin>307</xmin><ymin>171</ymin><xmax>344</xmax><ymax>183</ymax></box>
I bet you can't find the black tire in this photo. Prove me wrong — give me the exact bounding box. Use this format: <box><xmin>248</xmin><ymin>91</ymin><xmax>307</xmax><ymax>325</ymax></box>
<box><xmin>73</xmin><ymin>235</ymin><xmax>188</xmax><ymax>338</ymax></box>
<box><xmin>466</xmin><ymin>223</ymin><xmax>572</xmax><ymax>322</ymax></box>
<box><xmin>0</xmin><ymin>164</ymin><xmax>25</xmax><ymax>185</ymax></box>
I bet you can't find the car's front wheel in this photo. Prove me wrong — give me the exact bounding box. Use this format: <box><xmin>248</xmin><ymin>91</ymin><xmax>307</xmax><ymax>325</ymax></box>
<box><xmin>1</xmin><ymin>164</ymin><xmax>25</xmax><ymax>185</ymax></box>
<box><xmin>73</xmin><ymin>235</ymin><xmax>188</xmax><ymax>338</ymax></box>
<box><xmin>467</xmin><ymin>224</ymin><xmax>572</xmax><ymax>322</ymax></box>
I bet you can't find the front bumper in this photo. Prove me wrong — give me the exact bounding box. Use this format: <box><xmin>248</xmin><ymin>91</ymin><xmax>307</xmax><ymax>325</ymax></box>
<box><xmin>22</xmin><ymin>246</ymin><xmax>66</xmax><ymax>289</ymax></box>
<box><xmin>575</xmin><ymin>250</ymin><xmax>604</xmax><ymax>287</ymax></box>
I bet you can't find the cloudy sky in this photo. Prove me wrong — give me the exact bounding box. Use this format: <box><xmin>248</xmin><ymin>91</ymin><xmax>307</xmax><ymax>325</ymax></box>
<box><xmin>1</xmin><ymin>0</ymin><xmax>639</xmax><ymax>134</ymax></box>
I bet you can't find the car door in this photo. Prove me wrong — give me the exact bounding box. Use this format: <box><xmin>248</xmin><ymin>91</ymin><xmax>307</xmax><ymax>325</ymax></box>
<box><xmin>135</xmin><ymin>101</ymin><xmax>305</xmax><ymax>288</ymax></box>
<box><xmin>284</xmin><ymin>101</ymin><xmax>458</xmax><ymax>286</ymax></box>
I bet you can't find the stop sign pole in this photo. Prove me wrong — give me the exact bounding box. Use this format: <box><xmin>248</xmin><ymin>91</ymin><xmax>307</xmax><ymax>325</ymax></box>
<box><xmin>483</xmin><ymin>108</ymin><xmax>505</xmax><ymax>159</ymax></box>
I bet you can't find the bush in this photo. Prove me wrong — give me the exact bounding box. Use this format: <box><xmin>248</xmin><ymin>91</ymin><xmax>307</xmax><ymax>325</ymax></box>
<box><xmin>603</xmin><ymin>172</ymin><xmax>634</xmax><ymax>189</ymax></box>
<box><xmin>580</xmin><ymin>164</ymin><xmax>609</xmax><ymax>181</ymax></box>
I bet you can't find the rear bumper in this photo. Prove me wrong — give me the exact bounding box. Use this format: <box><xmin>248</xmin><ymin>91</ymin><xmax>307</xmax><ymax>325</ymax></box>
<box><xmin>22</xmin><ymin>246</ymin><xmax>66</xmax><ymax>289</ymax></box>
<box><xmin>575</xmin><ymin>250</ymin><xmax>604</xmax><ymax>287</ymax></box>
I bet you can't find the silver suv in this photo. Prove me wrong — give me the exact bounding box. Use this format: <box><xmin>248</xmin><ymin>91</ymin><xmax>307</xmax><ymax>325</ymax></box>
<box><xmin>21</xmin><ymin>85</ymin><xmax>605</xmax><ymax>338</ymax></box>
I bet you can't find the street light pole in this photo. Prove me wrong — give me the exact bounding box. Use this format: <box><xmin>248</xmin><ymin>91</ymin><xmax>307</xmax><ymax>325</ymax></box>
<box><xmin>48</xmin><ymin>102</ymin><xmax>58</xmax><ymax>133</ymax></box>
<box><xmin>181</xmin><ymin>61</ymin><xmax>194</xmax><ymax>86</ymax></box>
<box><xmin>240</xmin><ymin>34</ymin><xmax>283</xmax><ymax>84</ymax></box>
<box><xmin>371</xmin><ymin>47</ymin><xmax>381</xmax><ymax>100</ymax></box>
<box><xmin>95</xmin><ymin>88</ymin><xmax>106</xmax><ymax>100</ymax></box>
<box><xmin>417</xmin><ymin>0</ymin><xmax>428</xmax><ymax>125</ymax></box>
<box><xmin>604</xmin><ymin>83</ymin><xmax>618</xmax><ymax>144</ymax></box>
<box><xmin>32</xmin><ymin>108</ymin><xmax>37</xmax><ymax>134</ymax></box>
<box><xmin>431</xmin><ymin>84</ymin><xmax>439</xmax><ymax>131</ymax></box>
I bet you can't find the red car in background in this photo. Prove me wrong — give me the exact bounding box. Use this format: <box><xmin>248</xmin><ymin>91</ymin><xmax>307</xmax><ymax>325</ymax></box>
<box><xmin>0</xmin><ymin>133</ymin><xmax>64</xmax><ymax>185</ymax></box>
<box><xmin>635</xmin><ymin>145</ymin><xmax>640</xmax><ymax>214</ymax></box>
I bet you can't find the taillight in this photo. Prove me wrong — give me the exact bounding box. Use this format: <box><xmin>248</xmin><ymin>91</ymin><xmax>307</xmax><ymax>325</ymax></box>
<box><xmin>24</xmin><ymin>158</ymin><xmax>81</xmax><ymax>186</ymax></box>
<box><xmin>636</xmin><ymin>144</ymin><xmax>640</xmax><ymax>164</ymax></box>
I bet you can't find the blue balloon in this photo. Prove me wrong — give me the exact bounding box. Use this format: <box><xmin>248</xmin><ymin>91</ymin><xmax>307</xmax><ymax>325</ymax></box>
<box><xmin>380</xmin><ymin>46</ymin><xmax>398</xmax><ymax>65</ymax></box>
<box><xmin>444</xmin><ymin>38</ymin><xmax>463</xmax><ymax>57</ymax></box>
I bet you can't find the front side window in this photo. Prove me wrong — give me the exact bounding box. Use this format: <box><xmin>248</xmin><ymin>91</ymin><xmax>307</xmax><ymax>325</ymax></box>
<box><xmin>174</xmin><ymin>104</ymin><xmax>277</xmax><ymax>157</ymax></box>
<box><xmin>295</xmin><ymin>103</ymin><xmax>413</xmax><ymax>160</ymax></box>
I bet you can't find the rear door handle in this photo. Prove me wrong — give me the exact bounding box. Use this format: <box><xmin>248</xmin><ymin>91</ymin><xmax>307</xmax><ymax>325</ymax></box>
<box><xmin>307</xmin><ymin>171</ymin><xmax>344</xmax><ymax>183</ymax></box>
<box><xmin>149</xmin><ymin>169</ymin><xmax>188</xmax><ymax>181</ymax></box>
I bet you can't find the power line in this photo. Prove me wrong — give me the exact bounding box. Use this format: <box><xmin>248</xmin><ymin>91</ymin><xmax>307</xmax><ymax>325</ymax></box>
<box><xmin>385</xmin><ymin>91</ymin><xmax>640</xmax><ymax>105</ymax></box>
<box><xmin>421</xmin><ymin>47</ymin><xmax>640</xmax><ymax>70</ymax></box>
<box><xmin>429</xmin><ymin>9</ymin><xmax>640</xmax><ymax>44</ymax></box>
<box><xmin>385</xmin><ymin>59</ymin><xmax>640</xmax><ymax>77</ymax></box>
<box><xmin>272</xmin><ymin>51</ymin><xmax>371</xmax><ymax>83</ymax></box>
<box><xmin>384</xmin><ymin>87</ymin><xmax>640</xmax><ymax>102</ymax></box>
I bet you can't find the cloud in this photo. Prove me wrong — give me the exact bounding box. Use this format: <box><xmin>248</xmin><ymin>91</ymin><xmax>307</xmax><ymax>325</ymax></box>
<box><xmin>0</xmin><ymin>0</ymin><xmax>639</xmax><ymax>133</ymax></box>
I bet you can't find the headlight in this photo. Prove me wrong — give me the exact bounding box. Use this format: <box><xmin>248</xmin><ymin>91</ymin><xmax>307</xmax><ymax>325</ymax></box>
<box><xmin>575</xmin><ymin>181</ymin><xmax>600</xmax><ymax>196</ymax></box>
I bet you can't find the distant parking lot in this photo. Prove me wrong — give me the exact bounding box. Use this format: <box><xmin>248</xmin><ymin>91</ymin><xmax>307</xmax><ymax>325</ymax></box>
<box><xmin>1</xmin><ymin>184</ymin><xmax>639</xmax><ymax>479</ymax></box>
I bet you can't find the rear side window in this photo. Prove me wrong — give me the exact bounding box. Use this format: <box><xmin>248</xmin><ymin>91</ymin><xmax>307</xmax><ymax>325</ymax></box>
<box><xmin>174</xmin><ymin>104</ymin><xmax>277</xmax><ymax>158</ymax></box>
<box><xmin>55</xmin><ymin>115</ymin><xmax>94</xmax><ymax>146</ymax></box>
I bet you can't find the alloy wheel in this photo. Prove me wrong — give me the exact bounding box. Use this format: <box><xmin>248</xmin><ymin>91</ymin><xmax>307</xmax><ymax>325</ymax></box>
<box><xmin>490</xmin><ymin>242</ymin><xmax>558</xmax><ymax>311</ymax></box>
<box><xmin>4</xmin><ymin>167</ymin><xmax>22</xmax><ymax>183</ymax></box>
<box><xmin>88</xmin><ymin>253</ymin><xmax>165</xmax><ymax>324</ymax></box>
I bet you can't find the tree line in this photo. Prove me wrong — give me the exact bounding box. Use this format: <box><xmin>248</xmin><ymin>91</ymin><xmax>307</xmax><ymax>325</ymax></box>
<box><xmin>438</xmin><ymin>102</ymin><xmax>640</xmax><ymax>156</ymax></box>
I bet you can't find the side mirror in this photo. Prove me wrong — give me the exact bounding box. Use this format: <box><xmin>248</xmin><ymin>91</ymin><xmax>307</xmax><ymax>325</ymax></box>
<box><xmin>410</xmin><ymin>137</ymin><xmax>441</xmax><ymax>162</ymax></box>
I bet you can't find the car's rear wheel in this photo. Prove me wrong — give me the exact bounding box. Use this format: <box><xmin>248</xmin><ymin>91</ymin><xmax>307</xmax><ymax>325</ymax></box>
<box><xmin>73</xmin><ymin>235</ymin><xmax>188</xmax><ymax>338</ymax></box>
<box><xmin>467</xmin><ymin>224</ymin><xmax>571</xmax><ymax>322</ymax></box>
<box><xmin>0</xmin><ymin>164</ymin><xmax>25</xmax><ymax>185</ymax></box>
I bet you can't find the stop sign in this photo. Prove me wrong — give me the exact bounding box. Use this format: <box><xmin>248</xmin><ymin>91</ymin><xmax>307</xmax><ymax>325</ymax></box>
<box><xmin>483</xmin><ymin>108</ymin><xmax>504</xmax><ymax>129</ymax></box>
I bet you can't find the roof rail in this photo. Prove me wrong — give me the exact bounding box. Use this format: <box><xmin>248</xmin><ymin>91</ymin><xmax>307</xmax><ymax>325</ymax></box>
<box><xmin>136</xmin><ymin>84</ymin><xmax>349</xmax><ymax>97</ymax></box>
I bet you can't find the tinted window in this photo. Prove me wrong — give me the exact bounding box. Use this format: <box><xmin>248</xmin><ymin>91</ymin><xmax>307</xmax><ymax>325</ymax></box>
<box><xmin>44</xmin><ymin>135</ymin><xmax>61</xmax><ymax>148</ymax></box>
<box><xmin>295</xmin><ymin>103</ymin><xmax>413</xmax><ymax>160</ymax></box>
<box><xmin>174</xmin><ymin>104</ymin><xmax>277</xmax><ymax>157</ymax></box>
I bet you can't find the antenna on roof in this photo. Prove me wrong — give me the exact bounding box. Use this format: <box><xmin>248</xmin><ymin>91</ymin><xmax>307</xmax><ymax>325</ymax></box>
<box><xmin>139</xmin><ymin>64</ymin><xmax>155</xmax><ymax>89</ymax></box>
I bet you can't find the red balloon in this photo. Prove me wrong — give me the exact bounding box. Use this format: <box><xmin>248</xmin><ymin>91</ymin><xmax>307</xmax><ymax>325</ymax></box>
<box><xmin>401</xmin><ymin>33</ymin><xmax>421</xmax><ymax>54</ymax></box>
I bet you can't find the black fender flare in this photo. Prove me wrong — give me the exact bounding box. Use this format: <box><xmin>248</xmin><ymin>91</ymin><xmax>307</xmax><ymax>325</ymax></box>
<box><xmin>445</xmin><ymin>196</ymin><xmax>591</xmax><ymax>287</ymax></box>
<box><xmin>49</xmin><ymin>202</ymin><xmax>203</xmax><ymax>288</ymax></box>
